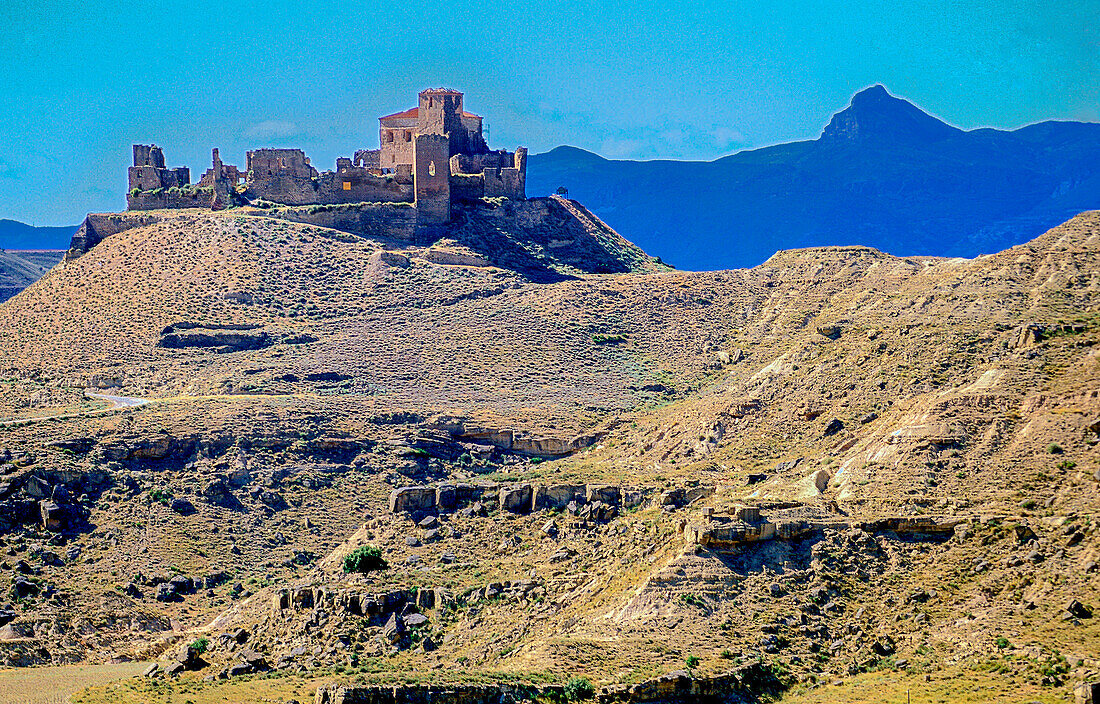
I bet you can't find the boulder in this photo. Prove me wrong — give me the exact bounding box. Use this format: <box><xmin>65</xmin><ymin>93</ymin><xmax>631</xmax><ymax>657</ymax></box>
<box><xmin>389</xmin><ymin>487</ymin><xmax>436</xmax><ymax>514</ymax></box>
<box><xmin>38</xmin><ymin>501</ymin><xmax>65</xmax><ymax>531</ymax></box>
<box><xmin>823</xmin><ymin>418</ymin><xmax>845</xmax><ymax>436</ymax></box>
<box><xmin>201</xmin><ymin>479</ymin><xmax>234</xmax><ymax>506</ymax></box>
<box><xmin>174</xmin><ymin>643</ymin><xmax>199</xmax><ymax>668</ymax></box>
<box><xmin>1013</xmin><ymin>524</ymin><xmax>1038</xmax><ymax>542</ymax></box>
<box><xmin>239</xmin><ymin>649</ymin><xmax>266</xmax><ymax>669</ymax></box>
<box><xmin>586</xmin><ymin>484</ymin><xmax>621</xmax><ymax>505</ymax></box>
<box><xmin>1067</xmin><ymin>600</ymin><xmax>1093</xmax><ymax>619</ymax></box>
<box><xmin>499</xmin><ymin>484</ymin><xmax>532</xmax><ymax>513</ymax></box>
<box><xmin>543</xmin><ymin>484</ymin><xmax>584</xmax><ymax>509</ymax></box>
<box><xmin>169</xmin><ymin>575</ymin><xmax>194</xmax><ymax>594</ymax></box>
<box><xmin>11</xmin><ymin>575</ymin><xmax>39</xmax><ymax>599</ymax></box>
<box><xmin>416</xmin><ymin>588</ymin><xmax>436</xmax><ymax>610</ymax></box>
<box><xmin>163</xmin><ymin>662</ymin><xmax>185</xmax><ymax>676</ymax></box>
<box><xmin>1076</xmin><ymin>682</ymin><xmax>1100</xmax><ymax>704</ymax></box>
<box><xmin>169</xmin><ymin>498</ymin><xmax>195</xmax><ymax>515</ymax></box>
<box><xmin>382</xmin><ymin>613</ymin><xmax>405</xmax><ymax>644</ymax></box>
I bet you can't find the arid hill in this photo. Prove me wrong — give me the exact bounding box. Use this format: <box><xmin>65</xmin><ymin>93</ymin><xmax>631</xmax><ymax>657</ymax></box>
<box><xmin>0</xmin><ymin>206</ymin><xmax>1097</xmax><ymax>704</ymax></box>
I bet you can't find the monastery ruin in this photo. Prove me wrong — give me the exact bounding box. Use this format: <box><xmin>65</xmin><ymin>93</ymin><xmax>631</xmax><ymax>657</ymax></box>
<box><xmin>126</xmin><ymin>88</ymin><xmax>527</xmax><ymax>226</ymax></box>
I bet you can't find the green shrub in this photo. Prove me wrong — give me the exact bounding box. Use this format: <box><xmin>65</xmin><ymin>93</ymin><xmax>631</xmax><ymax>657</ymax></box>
<box><xmin>1047</xmin><ymin>443</ymin><xmax>1063</xmax><ymax>454</ymax></box>
<box><xmin>995</xmin><ymin>636</ymin><xmax>1011</xmax><ymax>649</ymax></box>
<box><xmin>189</xmin><ymin>637</ymin><xmax>209</xmax><ymax>654</ymax></box>
<box><xmin>563</xmin><ymin>677</ymin><xmax>594</xmax><ymax>700</ymax></box>
<box><xmin>343</xmin><ymin>545</ymin><xmax>388</xmax><ymax>574</ymax></box>
<box><xmin>148</xmin><ymin>488</ymin><xmax>172</xmax><ymax>506</ymax></box>
<box><xmin>685</xmin><ymin>654</ymin><xmax>700</xmax><ymax>672</ymax></box>
<box><xmin>591</xmin><ymin>333</ymin><xmax>627</xmax><ymax>345</ymax></box>
<box><xmin>1057</xmin><ymin>460</ymin><xmax>1076</xmax><ymax>471</ymax></box>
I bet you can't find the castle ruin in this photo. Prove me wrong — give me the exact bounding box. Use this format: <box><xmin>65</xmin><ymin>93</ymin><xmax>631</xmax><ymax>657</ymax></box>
<box><xmin>126</xmin><ymin>88</ymin><xmax>526</xmax><ymax>226</ymax></box>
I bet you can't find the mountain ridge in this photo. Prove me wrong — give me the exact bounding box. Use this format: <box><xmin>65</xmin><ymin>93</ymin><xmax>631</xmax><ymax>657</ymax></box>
<box><xmin>527</xmin><ymin>85</ymin><xmax>1100</xmax><ymax>270</ymax></box>
<box><xmin>0</xmin><ymin>219</ymin><xmax>78</xmax><ymax>250</ymax></box>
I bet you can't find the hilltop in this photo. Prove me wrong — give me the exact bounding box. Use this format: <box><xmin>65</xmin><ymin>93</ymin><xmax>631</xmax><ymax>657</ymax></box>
<box><xmin>527</xmin><ymin>85</ymin><xmax>1100</xmax><ymax>270</ymax></box>
<box><xmin>0</xmin><ymin>203</ymin><xmax>1096</xmax><ymax>703</ymax></box>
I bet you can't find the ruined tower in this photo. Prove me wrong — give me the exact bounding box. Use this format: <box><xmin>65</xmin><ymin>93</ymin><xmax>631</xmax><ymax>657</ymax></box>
<box><xmin>414</xmin><ymin>133</ymin><xmax>451</xmax><ymax>226</ymax></box>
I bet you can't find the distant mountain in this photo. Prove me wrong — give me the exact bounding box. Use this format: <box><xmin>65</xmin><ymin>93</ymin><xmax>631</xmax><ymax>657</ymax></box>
<box><xmin>527</xmin><ymin>85</ymin><xmax>1100</xmax><ymax>270</ymax></box>
<box><xmin>0</xmin><ymin>249</ymin><xmax>64</xmax><ymax>302</ymax></box>
<box><xmin>0</xmin><ymin>219</ymin><xmax>78</xmax><ymax>250</ymax></box>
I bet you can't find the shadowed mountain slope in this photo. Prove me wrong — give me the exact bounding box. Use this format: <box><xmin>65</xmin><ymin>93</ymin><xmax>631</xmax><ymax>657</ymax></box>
<box><xmin>527</xmin><ymin>85</ymin><xmax>1100</xmax><ymax>270</ymax></box>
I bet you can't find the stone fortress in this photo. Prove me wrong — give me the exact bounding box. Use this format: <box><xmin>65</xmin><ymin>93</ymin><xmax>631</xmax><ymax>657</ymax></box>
<box><xmin>127</xmin><ymin>88</ymin><xmax>527</xmax><ymax>226</ymax></box>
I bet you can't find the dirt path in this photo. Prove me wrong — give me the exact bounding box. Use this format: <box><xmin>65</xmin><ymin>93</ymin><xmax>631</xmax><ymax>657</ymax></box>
<box><xmin>0</xmin><ymin>390</ymin><xmax>150</xmax><ymax>427</ymax></box>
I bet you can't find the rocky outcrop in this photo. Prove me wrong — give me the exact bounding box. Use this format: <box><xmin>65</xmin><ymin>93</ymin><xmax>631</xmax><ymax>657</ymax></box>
<box><xmin>156</xmin><ymin>322</ymin><xmax>316</xmax><ymax>353</ymax></box>
<box><xmin>690</xmin><ymin>510</ymin><xmax>973</xmax><ymax>550</ymax></box>
<box><xmin>597</xmin><ymin>663</ymin><xmax>784</xmax><ymax>703</ymax></box>
<box><xmin>316</xmin><ymin>682</ymin><xmax>565</xmax><ymax>704</ymax></box>
<box><xmin>388</xmin><ymin>481</ymin><xmax>649</xmax><ymax>518</ymax></box>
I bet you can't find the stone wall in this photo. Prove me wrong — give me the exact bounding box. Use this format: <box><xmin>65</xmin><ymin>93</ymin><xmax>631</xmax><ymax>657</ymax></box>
<box><xmin>67</xmin><ymin>212</ymin><xmax>169</xmax><ymax>259</ymax></box>
<box><xmin>128</xmin><ymin>165</ymin><xmax>190</xmax><ymax>192</ymax></box>
<box><xmin>247</xmin><ymin>171</ymin><xmax>415</xmax><ymax>207</ymax></box>
<box><xmin>247</xmin><ymin>148</ymin><xmax>316</xmax><ymax>179</ymax></box>
<box><xmin>259</xmin><ymin>203</ymin><xmax>418</xmax><ymax>241</ymax></box>
<box><xmin>127</xmin><ymin>188</ymin><xmax>213</xmax><ymax>212</ymax></box>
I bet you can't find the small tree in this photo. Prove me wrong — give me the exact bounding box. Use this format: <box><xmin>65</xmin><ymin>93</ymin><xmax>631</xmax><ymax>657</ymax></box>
<box><xmin>556</xmin><ymin>186</ymin><xmax>569</xmax><ymax>195</ymax></box>
<box><xmin>189</xmin><ymin>637</ymin><xmax>209</xmax><ymax>655</ymax></box>
<box><xmin>343</xmin><ymin>545</ymin><xmax>388</xmax><ymax>574</ymax></box>
<box><xmin>685</xmin><ymin>655</ymin><xmax>700</xmax><ymax>674</ymax></box>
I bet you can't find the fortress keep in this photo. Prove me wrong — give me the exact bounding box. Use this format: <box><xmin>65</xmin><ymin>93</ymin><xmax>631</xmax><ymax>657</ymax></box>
<box><xmin>126</xmin><ymin>88</ymin><xmax>526</xmax><ymax>225</ymax></box>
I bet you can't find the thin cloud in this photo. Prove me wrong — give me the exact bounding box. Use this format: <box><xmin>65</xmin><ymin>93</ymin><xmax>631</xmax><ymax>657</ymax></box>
<box><xmin>244</xmin><ymin>121</ymin><xmax>301</xmax><ymax>141</ymax></box>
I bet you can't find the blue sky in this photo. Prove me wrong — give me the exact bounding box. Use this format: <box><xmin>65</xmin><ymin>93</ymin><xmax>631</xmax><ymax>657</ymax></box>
<box><xmin>1</xmin><ymin>0</ymin><xmax>1097</xmax><ymax>225</ymax></box>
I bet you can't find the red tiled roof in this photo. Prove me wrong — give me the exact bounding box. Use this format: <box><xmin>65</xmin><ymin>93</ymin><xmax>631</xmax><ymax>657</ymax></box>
<box><xmin>379</xmin><ymin>107</ymin><xmax>482</xmax><ymax>122</ymax></box>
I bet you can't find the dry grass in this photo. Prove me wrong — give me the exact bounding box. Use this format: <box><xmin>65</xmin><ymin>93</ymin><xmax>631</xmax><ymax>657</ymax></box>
<box><xmin>0</xmin><ymin>662</ymin><xmax>148</xmax><ymax>704</ymax></box>
<box><xmin>778</xmin><ymin>666</ymin><xmax>1063</xmax><ymax>704</ymax></box>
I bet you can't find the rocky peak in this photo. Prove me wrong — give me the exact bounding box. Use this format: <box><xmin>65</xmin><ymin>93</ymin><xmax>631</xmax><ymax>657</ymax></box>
<box><xmin>821</xmin><ymin>84</ymin><xmax>962</xmax><ymax>145</ymax></box>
